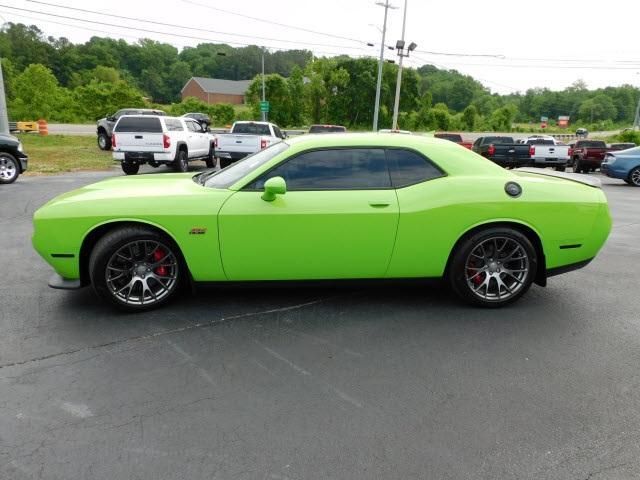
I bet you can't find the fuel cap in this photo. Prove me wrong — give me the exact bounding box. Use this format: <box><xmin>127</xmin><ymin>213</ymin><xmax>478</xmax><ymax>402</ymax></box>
<box><xmin>505</xmin><ymin>181</ymin><xmax>522</xmax><ymax>198</ymax></box>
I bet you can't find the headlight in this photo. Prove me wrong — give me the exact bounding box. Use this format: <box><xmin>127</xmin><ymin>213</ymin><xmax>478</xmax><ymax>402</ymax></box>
<box><xmin>17</xmin><ymin>142</ymin><xmax>24</xmax><ymax>153</ymax></box>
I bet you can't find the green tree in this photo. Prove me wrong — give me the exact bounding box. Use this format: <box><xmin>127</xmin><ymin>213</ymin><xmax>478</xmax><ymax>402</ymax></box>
<box><xmin>578</xmin><ymin>94</ymin><xmax>617</xmax><ymax>123</ymax></box>
<box><xmin>287</xmin><ymin>66</ymin><xmax>305</xmax><ymax>126</ymax></box>
<box><xmin>462</xmin><ymin>105</ymin><xmax>478</xmax><ymax>131</ymax></box>
<box><xmin>73</xmin><ymin>79</ymin><xmax>145</xmax><ymax>120</ymax></box>
<box><xmin>9</xmin><ymin>64</ymin><xmax>69</xmax><ymax>120</ymax></box>
<box><xmin>246</xmin><ymin>73</ymin><xmax>291</xmax><ymax>126</ymax></box>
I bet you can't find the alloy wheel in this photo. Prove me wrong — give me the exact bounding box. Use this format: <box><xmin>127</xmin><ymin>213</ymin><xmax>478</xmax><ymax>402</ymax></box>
<box><xmin>105</xmin><ymin>240</ymin><xmax>178</xmax><ymax>306</ymax></box>
<box><xmin>464</xmin><ymin>236</ymin><xmax>530</xmax><ymax>302</ymax></box>
<box><xmin>631</xmin><ymin>168</ymin><xmax>640</xmax><ymax>186</ymax></box>
<box><xmin>0</xmin><ymin>155</ymin><xmax>18</xmax><ymax>182</ymax></box>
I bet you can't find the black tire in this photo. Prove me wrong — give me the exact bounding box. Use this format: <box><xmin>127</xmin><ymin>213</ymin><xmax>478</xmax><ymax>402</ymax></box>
<box><xmin>174</xmin><ymin>148</ymin><xmax>188</xmax><ymax>172</ymax></box>
<box><xmin>0</xmin><ymin>152</ymin><xmax>20</xmax><ymax>184</ymax></box>
<box><xmin>97</xmin><ymin>132</ymin><xmax>111</xmax><ymax>151</ymax></box>
<box><xmin>628</xmin><ymin>166</ymin><xmax>640</xmax><ymax>187</ymax></box>
<box><xmin>555</xmin><ymin>166</ymin><xmax>566</xmax><ymax>172</ymax></box>
<box><xmin>448</xmin><ymin>227</ymin><xmax>537</xmax><ymax>308</ymax></box>
<box><xmin>121</xmin><ymin>162</ymin><xmax>140</xmax><ymax>175</ymax></box>
<box><xmin>89</xmin><ymin>226</ymin><xmax>184</xmax><ymax>311</ymax></box>
<box><xmin>574</xmin><ymin>160</ymin><xmax>582</xmax><ymax>173</ymax></box>
<box><xmin>205</xmin><ymin>144</ymin><xmax>215</xmax><ymax>168</ymax></box>
<box><xmin>219</xmin><ymin>157</ymin><xmax>232</xmax><ymax>169</ymax></box>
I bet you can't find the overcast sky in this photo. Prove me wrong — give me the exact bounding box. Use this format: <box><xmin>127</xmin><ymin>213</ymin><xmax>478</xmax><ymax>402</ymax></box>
<box><xmin>2</xmin><ymin>0</ymin><xmax>639</xmax><ymax>94</ymax></box>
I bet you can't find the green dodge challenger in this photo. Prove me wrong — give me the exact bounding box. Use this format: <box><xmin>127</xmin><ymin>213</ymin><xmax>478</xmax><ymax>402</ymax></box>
<box><xmin>33</xmin><ymin>133</ymin><xmax>611</xmax><ymax>311</ymax></box>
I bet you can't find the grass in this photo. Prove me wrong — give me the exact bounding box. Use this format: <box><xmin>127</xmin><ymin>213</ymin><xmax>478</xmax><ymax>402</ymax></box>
<box><xmin>18</xmin><ymin>134</ymin><xmax>114</xmax><ymax>175</ymax></box>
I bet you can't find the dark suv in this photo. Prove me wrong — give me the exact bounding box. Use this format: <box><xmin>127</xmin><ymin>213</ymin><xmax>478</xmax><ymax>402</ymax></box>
<box><xmin>96</xmin><ymin>108</ymin><xmax>166</xmax><ymax>150</ymax></box>
<box><xmin>0</xmin><ymin>133</ymin><xmax>28</xmax><ymax>184</ymax></box>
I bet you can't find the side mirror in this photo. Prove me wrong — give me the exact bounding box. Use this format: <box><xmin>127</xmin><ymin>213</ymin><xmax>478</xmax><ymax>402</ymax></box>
<box><xmin>261</xmin><ymin>176</ymin><xmax>287</xmax><ymax>202</ymax></box>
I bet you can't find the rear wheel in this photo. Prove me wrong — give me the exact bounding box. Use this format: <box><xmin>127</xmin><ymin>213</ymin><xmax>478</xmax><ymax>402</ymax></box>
<box><xmin>448</xmin><ymin>227</ymin><xmax>537</xmax><ymax>307</ymax></box>
<box><xmin>629</xmin><ymin>167</ymin><xmax>640</xmax><ymax>187</ymax></box>
<box><xmin>174</xmin><ymin>148</ymin><xmax>188</xmax><ymax>172</ymax></box>
<box><xmin>121</xmin><ymin>162</ymin><xmax>139</xmax><ymax>175</ymax></box>
<box><xmin>219</xmin><ymin>157</ymin><xmax>232</xmax><ymax>169</ymax></box>
<box><xmin>574</xmin><ymin>160</ymin><xmax>582</xmax><ymax>173</ymax></box>
<box><xmin>97</xmin><ymin>132</ymin><xmax>111</xmax><ymax>150</ymax></box>
<box><xmin>0</xmin><ymin>153</ymin><xmax>19</xmax><ymax>184</ymax></box>
<box><xmin>205</xmin><ymin>144</ymin><xmax>215</xmax><ymax>168</ymax></box>
<box><xmin>89</xmin><ymin>226</ymin><xmax>183</xmax><ymax>311</ymax></box>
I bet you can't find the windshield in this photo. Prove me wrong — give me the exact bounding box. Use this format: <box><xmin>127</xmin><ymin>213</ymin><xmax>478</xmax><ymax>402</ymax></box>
<box><xmin>201</xmin><ymin>142</ymin><xmax>289</xmax><ymax>189</ymax></box>
<box><xmin>579</xmin><ymin>141</ymin><xmax>606</xmax><ymax>148</ymax></box>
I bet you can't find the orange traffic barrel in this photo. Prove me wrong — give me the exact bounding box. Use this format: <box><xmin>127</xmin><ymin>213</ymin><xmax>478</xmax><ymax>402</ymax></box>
<box><xmin>38</xmin><ymin>119</ymin><xmax>48</xmax><ymax>136</ymax></box>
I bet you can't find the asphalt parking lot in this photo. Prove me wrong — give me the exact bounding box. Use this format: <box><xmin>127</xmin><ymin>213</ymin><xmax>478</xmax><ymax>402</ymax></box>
<box><xmin>1</xmin><ymin>168</ymin><xmax>639</xmax><ymax>480</ymax></box>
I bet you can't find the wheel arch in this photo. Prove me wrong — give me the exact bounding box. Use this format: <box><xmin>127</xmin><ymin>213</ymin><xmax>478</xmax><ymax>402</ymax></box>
<box><xmin>78</xmin><ymin>220</ymin><xmax>188</xmax><ymax>286</ymax></box>
<box><xmin>445</xmin><ymin>220</ymin><xmax>547</xmax><ymax>287</ymax></box>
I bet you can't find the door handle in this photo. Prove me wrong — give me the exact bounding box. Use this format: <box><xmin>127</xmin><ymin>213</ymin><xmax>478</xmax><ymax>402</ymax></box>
<box><xmin>369</xmin><ymin>202</ymin><xmax>390</xmax><ymax>208</ymax></box>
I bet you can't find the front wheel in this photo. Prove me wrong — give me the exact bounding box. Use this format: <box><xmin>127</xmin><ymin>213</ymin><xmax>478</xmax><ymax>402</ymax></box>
<box><xmin>97</xmin><ymin>132</ymin><xmax>111</xmax><ymax>150</ymax></box>
<box><xmin>629</xmin><ymin>166</ymin><xmax>640</xmax><ymax>187</ymax></box>
<box><xmin>448</xmin><ymin>227</ymin><xmax>537</xmax><ymax>307</ymax></box>
<box><xmin>0</xmin><ymin>153</ymin><xmax>20</xmax><ymax>184</ymax></box>
<box><xmin>89</xmin><ymin>226</ymin><xmax>183</xmax><ymax>311</ymax></box>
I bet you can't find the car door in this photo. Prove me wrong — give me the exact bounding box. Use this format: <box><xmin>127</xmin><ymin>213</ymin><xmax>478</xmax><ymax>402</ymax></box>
<box><xmin>218</xmin><ymin>148</ymin><xmax>399</xmax><ymax>280</ymax></box>
<box><xmin>185</xmin><ymin>120</ymin><xmax>207</xmax><ymax>157</ymax></box>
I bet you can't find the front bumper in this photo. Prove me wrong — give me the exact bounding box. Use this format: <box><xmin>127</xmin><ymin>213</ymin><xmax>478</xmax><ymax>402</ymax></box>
<box><xmin>48</xmin><ymin>273</ymin><xmax>82</xmax><ymax>290</ymax></box>
<box><xmin>18</xmin><ymin>154</ymin><xmax>28</xmax><ymax>173</ymax></box>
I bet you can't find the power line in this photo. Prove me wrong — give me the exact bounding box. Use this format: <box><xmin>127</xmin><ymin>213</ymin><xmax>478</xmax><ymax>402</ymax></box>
<box><xmin>0</xmin><ymin>4</ymin><xmax>374</xmax><ymax>57</ymax></box>
<box><xmin>24</xmin><ymin>0</ymin><xmax>370</xmax><ymax>51</ymax></box>
<box><xmin>180</xmin><ymin>0</ymin><xmax>365</xmax><ymax>45</ymax></box>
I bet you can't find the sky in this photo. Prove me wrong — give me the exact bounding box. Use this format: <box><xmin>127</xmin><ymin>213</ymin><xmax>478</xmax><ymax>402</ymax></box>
<box><xmin>1</xmin><ymin>0</ymin><xmax>639</xmax><ymax>94</ymax></box>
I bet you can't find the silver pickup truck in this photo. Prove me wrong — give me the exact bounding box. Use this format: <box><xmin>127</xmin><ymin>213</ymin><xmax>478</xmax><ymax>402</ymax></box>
<box><xmin>214</xmin><ymin>121</ymin><xmax>286</xmax><ymax>168</ymax></box>
<box><xmin>524</xmin><ymin>136</ymin><xmax>571</xmax><ymax>171</ymax></box>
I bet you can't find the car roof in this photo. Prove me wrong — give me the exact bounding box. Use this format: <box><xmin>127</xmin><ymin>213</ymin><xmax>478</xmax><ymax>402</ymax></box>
<box><xmin>286</xmin><ymin>132</ymin><xmax>455</xmax><ymax>150</ymax></box>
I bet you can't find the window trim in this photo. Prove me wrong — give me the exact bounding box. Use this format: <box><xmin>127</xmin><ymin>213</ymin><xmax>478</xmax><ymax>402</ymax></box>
<box><xmin>240</xmin><ymin>146</ymin><xmax>446</xmax><ymax>192</ymax></box>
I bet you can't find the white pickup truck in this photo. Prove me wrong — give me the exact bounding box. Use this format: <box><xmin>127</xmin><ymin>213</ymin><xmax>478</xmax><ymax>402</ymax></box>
<box><xmin>524</xmin><ymin>136</ymin><xmax>571</xmax><ymax>171</ymax></box>
<box><xmin>112</xmin><ymin>115</ymin><xmax>215</xmax><ymax>175</ymax></box>
<box><xmin>214</xmin><ymin>121</ymin><xmax>286</xmax><ymax>168</ymax></box>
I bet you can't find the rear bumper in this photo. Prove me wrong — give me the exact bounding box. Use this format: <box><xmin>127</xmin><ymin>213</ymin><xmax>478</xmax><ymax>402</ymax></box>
<box><xmin>113</xmin><ymin>151</ymin><xmax>174</xmax><ymax>163</ymax></box>
<box><xmin>48</xmin><ymin>273</ymin><xmax>82</xmax><ymax>290</ymax></box>
<box><xmin>600</xmin><ymin>163</ymin><xmax>627</xmax><ymax>179</ymax></box>
<box><xmin>531</xmin><ymin>157</ymin><xmax>568</xmax><ymax>166</ymax></box>
<box><xmin>546</xmin><ymin>258</ymin><xmax>594</xmax><ymax>278</ymax></box>
<box><xmin>216</xmin><ymin>151</ymin><xmax>250</xmax><ymax>161</ymax></box>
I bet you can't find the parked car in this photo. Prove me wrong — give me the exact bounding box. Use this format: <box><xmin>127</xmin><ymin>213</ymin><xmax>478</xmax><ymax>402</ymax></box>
<box><xmin>570</xmin><ymin>140</ymin><xmax>608</xmax><ymax>173</ymax></box>
<box><xmin>524</xmin><ymin>136</ymin><xmax>571</xmax><ymax>171</ymax></box>
<box><xmin>434</xmin><ymin>132</ymin><xmax>472</xmax><ymax>149</ymax></box>
<box><xmin>97</xmin><ymin>108</ymin><xmax>166</xmax><ymax>151</ymax></box>
<box><xmin>214</xmin><ymin>121</ymin><xmax>285</xmax><ymax>168</ymax></box>
<box><xmin>33</xmin><ymin>133</ymin><xmax>611</xmax><ymax>311</ymax></box>
<box><xmin>472</xmin><ymin>136</ymin><xmax>531</xmax><ymax>168</ymax></box>
<box><xmin>182</xmin><ymin>112</ymin><xmax>211</xmax><ymax>130</ymax></box>
<box><xmin>0</xmin><ymin>133</ymin><xmax>28</xmax><ymax>184</ymax></box>
<box><xmin>608</xmin><ymin>142</ymin><xmax>636</xmax><ymax>151</ymax></box>
<box><xmin>111</xmin><ymin>115</ymin><xmax>214</xmax><ymax>175</ymax></box>
<box><xmin>576</xmin><ymin>128</ymin><xmax>589</xmax><ymax>138</ymax></box>
<box><xmin>379</xmin><ymin>129</ymin><xmax>412</xmax><ymax>134</ymax></box>
<box><xmin>308</xmin><ymin>124</ymin><xmax>347</xmax><ymax>134</ymax></box>
<box><xmin>601</xmin><ymin>146</ymin><xmax>640</xmax><ymax>186</ymax></box>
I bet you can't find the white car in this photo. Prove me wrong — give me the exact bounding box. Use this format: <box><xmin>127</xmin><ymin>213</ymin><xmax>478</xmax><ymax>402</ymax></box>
<box><xmin>112</xmin><ymin>115</ymin><xmax>215</xmax><ymax>175</ymax></box>
<box><xmin>214</xmin><ymin>121</ymin><xmax>285</xmax><ymax>168</ymax></box>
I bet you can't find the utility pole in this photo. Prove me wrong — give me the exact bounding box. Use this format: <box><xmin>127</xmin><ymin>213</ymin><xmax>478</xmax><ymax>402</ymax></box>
<box><xmin>372</xmin><ymin>1</ymin><xmax>395</xmax><ymax>132</ymax></box>
<box><xmin>391</xmin><ymin>0</ymin><xmax>416</xmax><ymax>130</ymax></box>
<box><xmin>261</xmin><ymin>49</ymin><xmax>267</xmax><ymax>122</ymax></box>
<box><xmin>0</xmin><ymin>60</ymin><xmax>9</xmax><ymax>134</ymax></box>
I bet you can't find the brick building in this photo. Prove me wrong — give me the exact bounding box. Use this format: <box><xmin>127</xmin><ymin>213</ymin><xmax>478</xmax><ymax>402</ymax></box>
<box><xmin>181</xmin><ymin>77</ymin><xmax>252</xmax><ymax>105</ymax></box>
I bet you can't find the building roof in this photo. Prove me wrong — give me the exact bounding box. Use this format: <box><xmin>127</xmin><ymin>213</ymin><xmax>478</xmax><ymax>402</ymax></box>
<box><xmin>184</xmin><ymin>77</ymin><xmax>252</xmax><ymax>95</ymax></box>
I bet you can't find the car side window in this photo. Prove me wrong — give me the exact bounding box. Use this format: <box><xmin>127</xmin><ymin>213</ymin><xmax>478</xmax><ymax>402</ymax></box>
<box><xmin>249</xmin><ymin>148</ymin><xmax>391</xmax><ymax>191</ymax></box>
<box><xmin>386</xmin><ymin>149</ymin><xmax>444</xmax><ymax>188</ymax></box>
<box><xmin>273</xmin><ymin>126</ymin><xmax>284</xmax><ymax>139</ymax></box>
<box><xmin>186</xmin><ymin>121</ymin><xmax>200</xmax><ymax>132</ymax></box>
<box><xmin>165</xmin><ymin>119</ymin><xmax>184</xmax><ymax>132</ymax></box>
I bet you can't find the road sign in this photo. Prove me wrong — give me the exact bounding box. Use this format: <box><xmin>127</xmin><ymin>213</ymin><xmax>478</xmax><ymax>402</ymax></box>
<box><xmin>260</xmin><ymin>101</ymin><xmax>270</xmax><ymax>113</ymax></box>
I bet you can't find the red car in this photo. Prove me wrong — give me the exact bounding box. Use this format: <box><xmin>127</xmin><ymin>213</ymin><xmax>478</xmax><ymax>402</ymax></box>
<box><xmin>434</xmin><ymin>132</ymin><xmax>473</xmax><ymax>149</ymax></box>
<box><xmin>570</xmin><ymin>140</ymin><xmax>608</xmax><ymax>173</ymax></box>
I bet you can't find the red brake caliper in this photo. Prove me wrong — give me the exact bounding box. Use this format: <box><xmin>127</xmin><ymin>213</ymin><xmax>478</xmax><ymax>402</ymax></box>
<box><xmin>153</xmin><ymin>248</ymin><xmax>167</xmax><ymax>277</ymax></box>
<box><xmin>468</xmin><ymin>260</ymin><xmax>484</xmax><ymax>286</ymax></box>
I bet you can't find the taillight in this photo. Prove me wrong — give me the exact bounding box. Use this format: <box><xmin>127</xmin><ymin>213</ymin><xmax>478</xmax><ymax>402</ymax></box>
<box><xmin>213</xmin><ymin>137</ymin><xmax>218</xmax><ymax>148</ymax></box>
<box><xmin>568</xmin><ymin>147</ymin><xmax>573</xmax><ymax>157</ymax></box>
<box><xmin>529</xmin><ymin>145</ymin><xmax>535</xmax><ymax>156</ymax></box>
<box><xmin>163</xmin><ymin>134</ymin><xmax>171</xmax><ymax>149</ymax></box>
<box><xmin>111</xmin><ymin>133</ymin><xmax>116</xmax><ymax>148</ymax></box>
<box><xmin>487</xmin><ymin>144</ymin><xmax>495</xmax><ymax>156</ymax></box>
<box><xmin>260</xmin><ymin>139</ymin><xmax>268</xmax><ymax>150</ymax></box>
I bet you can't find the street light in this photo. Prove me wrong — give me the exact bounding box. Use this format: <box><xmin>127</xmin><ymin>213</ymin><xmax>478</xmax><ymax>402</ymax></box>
<box><xmin>372</xmin><ymin>1</ymin><xmax>397</xmax><ymax>132</ymax></box>
<box><xmin>391</xmin><ymin>0</ymin><xmax>416</xmax><ymax>131</ymax></box>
